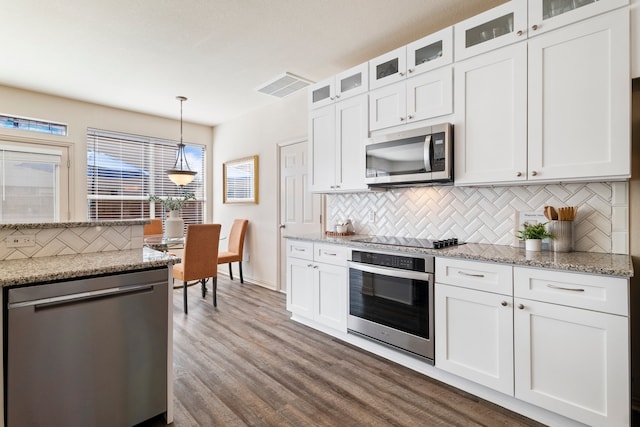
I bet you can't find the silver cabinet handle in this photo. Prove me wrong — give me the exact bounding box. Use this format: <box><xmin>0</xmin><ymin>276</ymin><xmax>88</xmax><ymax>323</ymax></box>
<box><xmin>322</xmin><ymin>252</ymin><xmax>337</xmax><ymax>256</ymax></box>
<box><xmin>408</xmin><ymin>114</ymin><xmax>414</xmax><ymax>119</ymax></box>
<box><xmin>293</xmin><ymin>247</ymin><xmax>306</xmax><ymax>252</ymax></box>
<box><xmin>408</xmin><ymin>68</ymin><xmax>414</xmax><ymax>73</ymax></box>
<box><xmin>458</xmin><ymin>271</ymin><xmax>485</xmax><ymax>278</ymax></box>
<box><xmin>279</xmin><ymin>224</ymin><xmax>286</xmax><ymax>229</ymax></box>
<box><xmin>501</xmin><ymin>301</ymin><xmax>508</xmax><ymax>307</ymax></box>
<box><xmin>516</xmin><ymin>171</ymin><xmax>522</xmax><ymax>177</ymax></box>
<box><xmin>517</xmin><ymin>303</ymin><xmax>525</xmax><ymax>310</ymax></box>
<box><xmin>307</xmin><ymin>264</ymin><xmax>313</xmax><ymax>268</ymax></box>
<box><xmin>531</xmin><ymin>24</ymin><xmax>538</xmax><ymax>31</ymax></box>
<box><xmin>517</xmin><ymin>30</ymin><xmax>524</xmax><ymax>36</ymax></box>
<box><xmin>335</xmin><ymin>94</ymin><xmax>340</xmax><ymax>99</ymax></box>
<box><xmin>399</xmin><ymin>71</ymin><xmax>405</xmax><ymax>76</ymax></box>
<box><xmin>400</xmin><ymin>117</ymin><xmax>405</xmax><ymax>121</ymax></box>
<box><xmin>313</xmin><ymin>265</ymin><xmax>319</xmax><ymax>269</ymax></box>
<box><xmin>531</xmin><ymin>171</ymin><xmax>538</xmax><ymax>176</ymax></box>
<box><xmin>546</xmin><ymin>284</ymin><xmax>585</xmax><ymax>292</ymax></box>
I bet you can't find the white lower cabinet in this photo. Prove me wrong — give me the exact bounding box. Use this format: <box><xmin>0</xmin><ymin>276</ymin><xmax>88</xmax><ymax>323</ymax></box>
<box><xmin>286</xmin><ymin>241</ymin><xmax>348</xmax><ymax>333</ymax></box>
<box><xmin>435</xmin><ymin>283</ymin><xmax>514</xmax><ymax>395</ymax></box>
<box><xmin>514</xmin><ymin>268</ymin><xmax>630</xmax><ymax>427</ymax></box>
<box><xmin>435</xmin><ymin>258</ymin><xmax>630</xmax><ymax>427</ymax></box>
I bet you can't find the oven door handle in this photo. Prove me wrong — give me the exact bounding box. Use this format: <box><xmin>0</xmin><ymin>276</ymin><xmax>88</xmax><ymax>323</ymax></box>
<box><xmin>348</xmin><ymin>261</ymin><xmax>433</xmax><ymax>281</ymax></box>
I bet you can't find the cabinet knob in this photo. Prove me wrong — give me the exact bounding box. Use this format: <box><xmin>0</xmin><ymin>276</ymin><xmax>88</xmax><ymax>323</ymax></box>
<box><xmin>517</xmin><ymin>303</ymin><xmax>525</xmax><ymax>310</ymax></box>
<box><xmin>408</xmin><ymin>114</ymin><xmax>414</xmax><ymax>120</ymax></box>
<box><xmin>399</xmin><ymin>71</ymin><xmax>405</xmax><ymax>76</ymax></box>
<box><xmin>335</xmin><ymin>94</ymin><xmax>340</xmax><ymax>99</ymax></box>
<box><xmin>400</xmin><ymin>117</ymin><xmax>405</xmax><ymax>121</ymax></box>
<box><xmin>531</xmin><ymin>171</ymin><xmax>538</xmax><ymax>176</ymax></box>
<box><xmin>408</xmin><ymin>68</ymin><xmax>414</xmax><ymax>74</ymax></box>
<box><xmin>517</xmin><ymin>30</ymin><xmax>524</xmax><ymax>36</ymax></box>
<box><xmin>501</xmin><ymin>301</ymin><xmax>508</xmax><ymax>307</ymax></box>
<box><xmin>279</xmin><ymin>224</ymin><xmax>286</xmax><ymax>229</ymax></box>
<box><xmin>531</xmin><ymin>24</ymin><xmax>538</xmax><ymax>31</ymax></box>
<box><xmin>307</xmin><ymin>264</ymin><xmax>313</xmax><ymax>268</ymax></box>
<box><xmin>516</xmin><ymin>172</ymin><xmax>522</xmax><ymax>177</ymax></box>
<box><xmin>330</xmin><ymin>96</ymin><xmax>335</xmax><ymax>101</ymax></box>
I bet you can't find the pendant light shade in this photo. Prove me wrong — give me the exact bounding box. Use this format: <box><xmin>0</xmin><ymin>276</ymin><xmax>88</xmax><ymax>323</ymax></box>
<box><xmin>167</xmin><ymin>96</ymin><xmax>197</xmax><ymax>186</ymax></box>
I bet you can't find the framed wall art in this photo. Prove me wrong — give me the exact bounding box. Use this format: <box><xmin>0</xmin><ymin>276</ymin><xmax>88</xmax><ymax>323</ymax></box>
<box><xmin>223</xmin><ymin>155</ymin><xmax>258</xmax><ymax>204</ymax></box>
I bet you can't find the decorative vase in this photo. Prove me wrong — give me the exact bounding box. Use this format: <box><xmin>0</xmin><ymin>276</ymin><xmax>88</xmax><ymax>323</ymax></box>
<box><xmin>525</xmin><ymin>239</ymin><xmax>542</xmax><ymax>252</ymax></box>
<box><xmin>165</xmin><ymin>210</ymin><xmax>184</xmax><ymax>239</ymax></box>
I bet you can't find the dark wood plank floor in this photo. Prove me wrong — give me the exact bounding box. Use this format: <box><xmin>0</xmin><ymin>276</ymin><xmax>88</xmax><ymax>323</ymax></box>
<box><xmin>141</xmin><ymin>276</ymin><xmax>546</xmax><ymax>427</ymax></box>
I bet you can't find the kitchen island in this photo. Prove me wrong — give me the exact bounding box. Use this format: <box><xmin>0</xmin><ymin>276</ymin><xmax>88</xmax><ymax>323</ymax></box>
<box><xmin>0</xmin><ymin>221</ymin><xmax>179</xmax><ymax>427</ymax></box>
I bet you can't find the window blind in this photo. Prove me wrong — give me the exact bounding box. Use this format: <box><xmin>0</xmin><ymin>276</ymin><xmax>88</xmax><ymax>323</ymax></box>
<box><xmin>86</xmin><ymin>128</ymin><xmax>205</xmax><ymax>226</ymax></box>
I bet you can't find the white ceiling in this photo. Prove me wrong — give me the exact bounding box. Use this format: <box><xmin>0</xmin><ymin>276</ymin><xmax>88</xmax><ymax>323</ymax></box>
<box><xmin>1</xmin><ymin>0</ymin><xmax>504</xmax><ymax>126</ymax></box>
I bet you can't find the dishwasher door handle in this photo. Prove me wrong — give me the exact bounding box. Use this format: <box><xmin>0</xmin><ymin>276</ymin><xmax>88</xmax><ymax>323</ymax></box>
<box><xmin>8</xmin><ymin>283</ymin><xmax>157</xmax><ymax>310</ymax></box>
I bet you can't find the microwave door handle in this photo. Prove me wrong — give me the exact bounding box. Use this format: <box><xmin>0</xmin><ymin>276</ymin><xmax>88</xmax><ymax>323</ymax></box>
<box><xmin>423</xmin><ymin>135</ymin><xmax>432</xmax><ymax>172</ymax></box>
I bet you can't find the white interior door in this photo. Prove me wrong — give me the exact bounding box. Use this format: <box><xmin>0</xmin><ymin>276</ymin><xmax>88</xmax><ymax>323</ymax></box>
<box><xmin>279</xmin><ymin>141</ymin><xmax>322</xmax><ymax>292</ymax></box>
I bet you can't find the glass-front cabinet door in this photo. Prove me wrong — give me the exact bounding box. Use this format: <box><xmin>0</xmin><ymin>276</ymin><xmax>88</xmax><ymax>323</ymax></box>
<box><xmin>455</xmin><ymin>1</ymin><xmax>528</xmax><ymax>61</ymax></box>
<box><xmin>528</xmin><ymin>0</ymin><xmax>628</xmax><ymax>35</ymax></box>
<box><xmin>308</xmin><ymin>77</ymin><xmax>335</xmax><ymax>109</ymax></box>
<box><xmin>335</xmin><ymin>62</ymin><xmax>368</xmax><ymax>101</ymax></box>
<box><xmin>406</xmin><ymin>27</ymin><xmax>453</xmax><ymax>77</ymax></box>
<box><xmin>369</xmin><ymin>46</ymin><xmax>407</xmax><ymax>90</ymax></box>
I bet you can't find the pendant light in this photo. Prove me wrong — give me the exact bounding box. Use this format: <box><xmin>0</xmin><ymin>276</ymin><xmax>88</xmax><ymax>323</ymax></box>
<box><xmin>167</xmin><ymin>96</ymin><xmax>197</xmax><ymax>186</ymax></box>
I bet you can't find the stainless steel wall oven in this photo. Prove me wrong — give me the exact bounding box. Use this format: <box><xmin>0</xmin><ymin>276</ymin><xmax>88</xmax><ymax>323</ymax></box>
<box><xmin>348</xmin><ymin>249</ymin><xmax>435</xmax><ymax>364</ymax></box>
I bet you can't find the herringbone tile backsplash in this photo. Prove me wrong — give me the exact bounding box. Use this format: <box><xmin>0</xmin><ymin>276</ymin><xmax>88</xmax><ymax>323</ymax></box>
<box><xmin>328</xmin><ymin>182</ymin><xmax>628</xmax><ymax>254</ymax></box>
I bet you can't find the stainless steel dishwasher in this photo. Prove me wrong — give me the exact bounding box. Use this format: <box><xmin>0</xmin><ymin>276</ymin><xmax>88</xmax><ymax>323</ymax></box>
<box><xmin>5</xmin><ymin>268</ymin><xmax>168</xmax><ymax>427</ymax></box>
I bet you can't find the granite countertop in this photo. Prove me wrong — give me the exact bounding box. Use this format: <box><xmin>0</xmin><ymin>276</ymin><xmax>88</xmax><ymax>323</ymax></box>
<box><xmin>0</xmin><ymin>247</ymin><xmax>179</xmax><ymax>287</ymax></box>
<box><xmin>285</xmin><ymin>233</ymin><xmax>634</xmax><ymax>278</ymax></box>
<box><xmin>0</xmin><ymin>220</ymin><xmax>148</xmax><ymax>230</ymax></box>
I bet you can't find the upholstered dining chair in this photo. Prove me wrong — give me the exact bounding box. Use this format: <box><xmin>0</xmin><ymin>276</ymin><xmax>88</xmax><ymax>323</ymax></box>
<box><xmin>172</xmin><ymin>223</ymin><xmax>221</xmax><ymax>314</ymax></box>
<box><xmin>143</xmin><ymin>218</ymin><xmax>163</xmax><ymax>236</ymax></box>
<box><xmin>217</xmin><ymin>219</ymin><xmax>249</xmax><ymax>283</ymax></box>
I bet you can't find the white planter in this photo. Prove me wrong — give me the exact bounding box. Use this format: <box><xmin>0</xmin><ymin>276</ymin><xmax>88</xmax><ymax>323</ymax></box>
<box><xmin>165</xmin><ymin>210</ymin><xmax>184</xmax><ymax>239</ymax></box>
<box><xmin>525</xmin><ymin>239</ymin><xmax>542</xmax><ymax>252</ymax></box>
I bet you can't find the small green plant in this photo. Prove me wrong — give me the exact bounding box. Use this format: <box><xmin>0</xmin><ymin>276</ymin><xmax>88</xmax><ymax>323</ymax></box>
<box><xmin>517</xmin><ymin>222</ymin><xmax>553</xmax><ymax>240</ymax></box>
<box><xmin>149</xmin><ymin>193</ymin><xmax>195</xmax><ymax>211</ymax></box>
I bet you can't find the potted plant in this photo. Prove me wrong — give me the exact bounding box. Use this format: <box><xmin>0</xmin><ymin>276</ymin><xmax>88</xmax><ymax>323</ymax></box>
<box><xmin>149</xmin><ymin>193</ymin><xmax>196</xmax><ymax>238</ymax></box>
<box><xmin>148</xmin><ymin>193</ymin><xmax>196</xmax><ymax>212</ymax></box>
<box><xmin>517</xmin><ymin>222</ymin><xmax>553</xmax><ymax>252</ymax></box>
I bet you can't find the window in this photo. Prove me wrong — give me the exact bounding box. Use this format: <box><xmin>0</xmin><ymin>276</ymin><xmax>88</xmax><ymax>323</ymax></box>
<box><xmin>0</xmin><ymin>144</ymin><xmax>63</xmax><ymax>223</ymax></box>
<box><xmin>86</xmin><ymin>129</ymin><xmax>205</xmax><ymax>227</ymax></box>
<box><xmin>0</xmin><ymin>114</ymin><xmax>67</xmax><ymax>136</ymax></box>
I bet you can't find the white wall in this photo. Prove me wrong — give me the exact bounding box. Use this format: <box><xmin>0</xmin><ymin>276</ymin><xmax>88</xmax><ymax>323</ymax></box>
<box><xmin>212</xmin><ymin>90</ymin><xmax>307</xmax><ymax>289</ymax></box>
<box><xmin>0</xmin><ymin>84</ymin><xmax>214</xmax><ymax>221</ymax></box>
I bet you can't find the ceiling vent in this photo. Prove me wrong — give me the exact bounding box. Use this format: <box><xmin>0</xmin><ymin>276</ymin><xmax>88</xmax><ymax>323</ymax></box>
<box><xmin>256</xmin><ymin>72</ymin><xmax>313</xmax><ymax>98</ymax></box>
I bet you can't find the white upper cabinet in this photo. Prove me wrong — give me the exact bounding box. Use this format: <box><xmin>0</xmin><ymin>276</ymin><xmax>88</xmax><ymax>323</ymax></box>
<box><xmin>528</xmin><ymin>0</ymin><xmax>629</xmax><ymax>35</ymax></box>
<box><xmin>454</xmin><ymin>43</ymin><xmax>528</xmax><ymax>184</ymax></box>
<box><xmin>455</xmin><ymin>0</ymin><xmax>628</xmax><ymax>61</ymax></box>
<box><xmin>369</xmin><ymin>27</ymin><xmax>453</xmax><ymax>90</ymax></box>
<box><xmin>527</xmin><ymin>10</ymin><xmax>630</xmax><ymax>182</ymax></box>
<box><xmin>370</xmin><ymin>66</ymin><xmax>453</xmax><ymax>131</ymax></box>
<box><xmin>455</xmin><ymin>1</ymin><xmax>527</xmax><ymax>61</ymax></box>
<box><xmin>455</xmin><ymin>8</ymin><xmax>630</xmax><ymax>185</ymax></box>
<box><xmin>309</xmin><ymin>94</ymin><xmax>368</xmax><ymax>192</ymax></box>
<box><xmin>308</xmin><ymin>62</ymin><xmax>368</xmax><ymax>109</ymax></box>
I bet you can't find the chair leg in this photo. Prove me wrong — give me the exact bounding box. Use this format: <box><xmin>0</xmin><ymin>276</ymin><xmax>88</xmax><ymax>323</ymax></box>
<box><xmin>201</xmin><ymin>278</ymin><xmax>207</xmax><ymax>298</ymax></box>
<box><xmin>228</xmin><ymin>263</ymin><xmax>233</xmax><ymax>281</ymax></box>
<box><xmin>239</xmin><ymin>262</ymin><xmax>244</xmax><ymax>284</ymax></box>
<box><xmin>212</xmin><ymin>277</ymin><xmax>217</xmax><ymax>307</ymax></box>
<box><xmin>183</xmin><ymin>281</ymin><xmax>188</xmax><ymax>314</ymax></box>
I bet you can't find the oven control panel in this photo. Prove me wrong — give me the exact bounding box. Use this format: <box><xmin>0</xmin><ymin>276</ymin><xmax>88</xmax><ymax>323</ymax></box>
<box><xmin>351</xmin><ymin>250</ymin><xmax>433</xmax><ymax>273</ymax></box>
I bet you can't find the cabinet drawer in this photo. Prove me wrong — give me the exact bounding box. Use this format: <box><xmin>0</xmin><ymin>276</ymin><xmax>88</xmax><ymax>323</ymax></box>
<box><xmin>514</xmin><ymin>267</ymin><xmax>628</xmax><ymax>316</ymax></box>
<box><xmin>314</xmin><ymin>243</ymin><xmax>350</xmax><ymax>267</ymax></box>
<box><xmin>286</xmin><ymin>240</ymin><xmax>314</xmax><ymax>261</ymax></box>
<box><xmin>435</xmin><ymin>258</ymin><xmax>513</xmax><ymax>295</ymax></box>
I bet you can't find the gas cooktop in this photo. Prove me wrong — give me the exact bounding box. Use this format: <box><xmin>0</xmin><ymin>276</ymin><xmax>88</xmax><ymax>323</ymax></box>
<box><xmin>353</xmin><ymin>236</ymin><xmax>462</xmax><ymax>249</ymax></box>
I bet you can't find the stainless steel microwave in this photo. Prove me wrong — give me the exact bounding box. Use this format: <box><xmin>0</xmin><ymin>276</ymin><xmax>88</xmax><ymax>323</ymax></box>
<box><xmin>365</xmin><ymin>123</ymin><xmax>452</xmax><ymax>187</ymax></box>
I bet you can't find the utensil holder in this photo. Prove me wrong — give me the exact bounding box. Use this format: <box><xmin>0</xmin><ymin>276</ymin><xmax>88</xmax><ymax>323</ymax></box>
<box><xmin>548</xmin><ymin>220</ymin><xmax>573</xmax><ymax>252</ymax></box>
